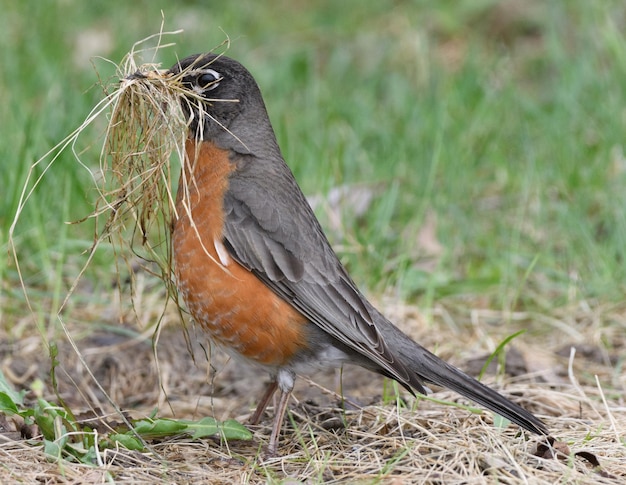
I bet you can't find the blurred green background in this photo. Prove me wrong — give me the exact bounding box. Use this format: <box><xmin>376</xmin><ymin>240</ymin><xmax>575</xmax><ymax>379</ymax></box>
<box><xmin>1</xmin><ymin>0</ymin><xmax>626</xmax><ymax>330</ymax></box>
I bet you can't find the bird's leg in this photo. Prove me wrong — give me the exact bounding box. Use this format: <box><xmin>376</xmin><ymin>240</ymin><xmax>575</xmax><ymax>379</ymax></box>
<box><xmin>267</xmin><ymin>386</ymin><xmax>292</xmax><ymax>457</ymax></box>
<box><xmin>249</xmin><ymin>380</ymin><xmax>278</xmax><ymax>425</ymax></box>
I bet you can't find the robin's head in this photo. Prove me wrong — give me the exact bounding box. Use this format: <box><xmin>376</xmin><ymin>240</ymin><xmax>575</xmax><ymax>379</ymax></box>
<box><xmin>167</xmin><ymin>53</ymin><xmax>271</xmax><ymax>148</ymax></box>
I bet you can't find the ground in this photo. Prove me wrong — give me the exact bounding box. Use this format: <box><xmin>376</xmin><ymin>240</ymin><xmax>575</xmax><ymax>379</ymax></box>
<box><xmin>1</xmin><ymin>278</ymin><xmax>624</xmax><ymax>483</ymax></box>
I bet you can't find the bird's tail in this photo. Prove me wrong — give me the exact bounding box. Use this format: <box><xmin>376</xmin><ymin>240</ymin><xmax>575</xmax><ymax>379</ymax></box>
<box><xmin>381</xmin><ymin>320</ymin><xmax>549</xmax><ymax>435</ymax></box>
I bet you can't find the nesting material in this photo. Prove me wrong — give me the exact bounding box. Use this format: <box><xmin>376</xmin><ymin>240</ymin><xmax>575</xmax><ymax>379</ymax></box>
<box><xmin>92</xmin><ymin>39</ymin><xmax>233</xmax><ymax>299</ymax></box>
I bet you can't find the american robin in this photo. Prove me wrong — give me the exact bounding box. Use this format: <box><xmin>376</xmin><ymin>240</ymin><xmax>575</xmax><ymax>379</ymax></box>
<box><xmin>163</xmin><ymin>53</ymin><xmax>548</xmax><ymax>455</ymax></box>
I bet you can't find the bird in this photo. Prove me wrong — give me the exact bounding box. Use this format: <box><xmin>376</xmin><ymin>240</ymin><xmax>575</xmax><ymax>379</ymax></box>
<box><xmin>160</xmin><ymin>52</ymin><xmax>548</xmax><ymax>456</ymax></box>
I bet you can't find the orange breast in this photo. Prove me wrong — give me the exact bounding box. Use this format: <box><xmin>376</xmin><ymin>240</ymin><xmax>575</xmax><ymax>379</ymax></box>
<box><xmin>172</xmin><ymin>140</ymin><xmax>307</xmax><ymax>367</ymax></box>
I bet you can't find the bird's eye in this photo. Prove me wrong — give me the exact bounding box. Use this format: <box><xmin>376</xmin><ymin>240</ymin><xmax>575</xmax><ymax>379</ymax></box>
<box><xmin>196</xmin><ymin>69</ymin><xmax>221</xmax><ymax>90</ymax></box>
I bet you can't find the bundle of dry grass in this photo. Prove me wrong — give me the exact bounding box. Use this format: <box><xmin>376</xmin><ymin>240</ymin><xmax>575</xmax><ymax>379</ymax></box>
<box><xmin>8</xmin><ymin>31</ymin><xmax>228</xmax><ymax>304</ymax></box>
<box><xmin>95</xmin><ymin>37</ymin><xmax>233</xmax><ymax>297</ymax></box>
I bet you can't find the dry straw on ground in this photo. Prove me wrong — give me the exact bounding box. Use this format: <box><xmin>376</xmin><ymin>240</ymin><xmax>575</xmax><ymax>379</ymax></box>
<box><xmin>4</xmin><ymin>32</ymin><xmax>625</xmax><ymax>483</ymax></box>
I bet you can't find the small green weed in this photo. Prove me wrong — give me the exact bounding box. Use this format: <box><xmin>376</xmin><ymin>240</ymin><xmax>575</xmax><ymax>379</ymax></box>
<box><xmin>0</xmin><ymin>369</ymin><xmax>251</xmax><ymax>465</ymax></box>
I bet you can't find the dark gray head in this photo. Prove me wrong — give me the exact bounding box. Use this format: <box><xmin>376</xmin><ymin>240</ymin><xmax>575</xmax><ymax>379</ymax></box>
<box><xmin>168</xmin><ymin>53</ymin><xmax>276</xmax><ymax>154</ymax></box>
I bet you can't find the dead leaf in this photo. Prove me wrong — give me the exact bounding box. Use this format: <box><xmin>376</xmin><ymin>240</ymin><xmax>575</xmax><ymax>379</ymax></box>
<box><xmin>307</xmin><ymin>183</ymin><xmax>382</xmax><ymax>236</ymax></box>
<box><xmin>534</xmin><ymin>436</ymin><xmax>570</xmax><ymax>460</ymax></box>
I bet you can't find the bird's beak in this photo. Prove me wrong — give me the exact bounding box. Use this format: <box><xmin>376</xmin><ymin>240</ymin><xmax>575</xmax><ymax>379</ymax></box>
<box><xmin>126</xmin><ymin>69</ymin><xmax>169</xmax><ymax>81</ymax></box>
<box><xmin>126</xmin><ymin>71</ymin><xmax>147</xmax><ymax>80</ymax></box>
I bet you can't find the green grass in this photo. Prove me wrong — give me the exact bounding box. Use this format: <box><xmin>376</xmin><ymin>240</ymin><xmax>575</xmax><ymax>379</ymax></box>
<box><xmin>2</xmin><ymin>0</ymin><xmax>626</xmax><ymax>326</ymax></box>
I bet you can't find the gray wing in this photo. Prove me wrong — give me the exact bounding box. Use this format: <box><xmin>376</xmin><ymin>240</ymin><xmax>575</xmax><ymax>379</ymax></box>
<box><xmin>222</xmin><ymin>154</ymin><xmax>421</xmax><ymax>392</ymax></box>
